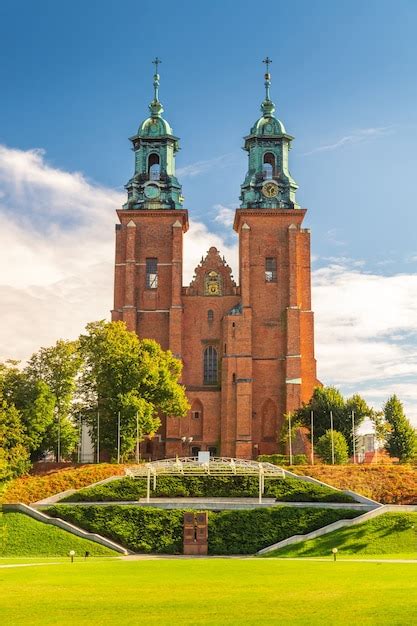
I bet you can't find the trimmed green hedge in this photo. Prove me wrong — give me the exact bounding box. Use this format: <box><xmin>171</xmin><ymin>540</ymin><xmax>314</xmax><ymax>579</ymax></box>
<box><xmin>46</xmin><ymin>505</ymin><xmax>360</xmax><ymax>554</ymax></box>
<box><xmin>60</xmin><ymin>476</ymin><xmax>355</xmax><ymax>504</ymax></box>
<box><xmin>258</xmin><ymin>454</ymin><xmax>308</xmax><ymax>466</ymax></box>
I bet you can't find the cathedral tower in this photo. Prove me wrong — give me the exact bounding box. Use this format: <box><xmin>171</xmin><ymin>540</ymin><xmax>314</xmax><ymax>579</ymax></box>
<box><xmin>234</xmin><ymin>58</ymin><xmax>317</xmax><ymax>455</ymax></box>
<box><xmin>112</xmin><ymin>59</ymin><xmax>188</xmax><ymax>375</ymax></box>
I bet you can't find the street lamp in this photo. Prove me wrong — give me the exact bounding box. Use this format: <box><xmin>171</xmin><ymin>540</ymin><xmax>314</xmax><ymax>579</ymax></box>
<box><xmin>181</xmin><ymin>436</ymin><xmax>194</xmax><ymax>456</ymax></box>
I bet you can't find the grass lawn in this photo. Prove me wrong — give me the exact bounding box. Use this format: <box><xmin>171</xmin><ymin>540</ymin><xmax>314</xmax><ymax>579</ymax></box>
<box><xmin>264</xmin><ymin>512</ymin><xmax>417</xmax><ymax>559</ymax></box>
<box><xmin>0</xmin><ymin>512</ymin><xmax>117</xmax><ymax>557</ymax></box>
<box><xmin>0</xmin><ymin>559</ymin><xmax>416</xmax><ymax>624</ymax></box>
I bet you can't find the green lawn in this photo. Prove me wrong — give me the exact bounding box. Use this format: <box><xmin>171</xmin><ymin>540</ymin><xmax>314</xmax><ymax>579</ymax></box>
<box><xmin>264</xmin><ymin>512</ymin><xmax>417</xmax><ymax>559</ymax></box>
<box><xmin>0</xmin><ymin>512</ymin><xmax>117</xmax><ymax>557</ymax></box>
<box><xmin>0</xmin><ymin>559</ymin><xmax>416</xmax><ymax>624</ymax></box>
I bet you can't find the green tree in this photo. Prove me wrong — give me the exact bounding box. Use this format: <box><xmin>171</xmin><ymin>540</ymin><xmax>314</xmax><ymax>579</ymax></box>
<box><xmin>292</xmin><ymin>386</ymin><xmax>372</xmax><ymax>454</ymax></box>
<box><xmin>384</xmin><ymin>395</ymin><xmax>417</xmax><ymax>463</ymax></box>
<box><xmin>0</xmin><ymin>361</ymin><xmax>55</xmax><ymax>460</ymax></box>
<box><xmin>315</xmin><ymin>429</ymin><xmax>349</xmax><ymax>465</ymax></box>
<box><xmin>26</xmin><ymin>340</ymin><xmax>81</xmax><ymax>460</ymax></box>
<box><xmin>0</xmin><ymin>394</ymin><xmax>31</xmax><ymax>480</ymax></box>
<box><xmin>79</xmin><ymin>321</ymin><xmax>189</xmax><ymax>460</ymax></box>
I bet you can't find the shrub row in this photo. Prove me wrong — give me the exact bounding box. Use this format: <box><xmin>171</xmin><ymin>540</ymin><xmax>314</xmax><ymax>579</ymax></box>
<box><xmin>258</xmin><ymin>454</ymin><xmax>307</xmax><ymax>466</ymax></box>
<box><xmin>46</xmin><ymin>505</ymin><xmax>360</xmax><ymax>554</ymax></box>
<box><xmin>60</xmin><ymin>475</ymin><xmax>355</xmax><ymax>503</ymax></box>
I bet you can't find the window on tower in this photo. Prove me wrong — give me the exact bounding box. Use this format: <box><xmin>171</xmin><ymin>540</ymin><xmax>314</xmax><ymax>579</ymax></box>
<box><xmin>265</xmin><ymin>257</ymin><xmax>277</xmax><ymax>282</ymax></box>
<box><xmin>146</xmin><ymin>258</ymin><xmax>158</xmax><ymax>289</ymax></box>
<box><xmin>207</xmin><ymin>309</ymin><xmax>214</xmax><ymax>323</ymax></box>
<box><xmin>203</xmin><ymin>346</ymin><xmax>218</xmax><ymax>385</ymax></box>
<box><xmin>148</xmin><ymin>153</ymin><xmax>160</xmax><ymax>180</ymax></box>
<box><xmin>263</xmin><ymin>152</ymin><xmax>275</xmax><ymax>179</ymax></box>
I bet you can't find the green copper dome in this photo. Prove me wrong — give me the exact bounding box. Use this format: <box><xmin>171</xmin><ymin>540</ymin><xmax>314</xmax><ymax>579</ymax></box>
<box><xmin>240</xmin><ymin>57</ymin><xmax>299</xmax><ymax>210</ymax></box>
<box><xmin>124</xmin><ymin>58</ymin><xmax>183</xmax><ymax>211</ymax></box>
<box><xmin>250</xmin><ymin>113</ymin><xmax>286</xmax><ymax>137</ymax></box>
<box><xmin>138</xmin><ymin>115</ymin><xmax>173</xmax><ymax>138</ymax></box>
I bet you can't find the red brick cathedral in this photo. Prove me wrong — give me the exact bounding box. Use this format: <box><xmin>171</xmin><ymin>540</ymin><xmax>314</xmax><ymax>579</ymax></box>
<box><xmin>112</xmin><ymin>59</ymin><xmax>318</xmax><ymax>459</ymax></box>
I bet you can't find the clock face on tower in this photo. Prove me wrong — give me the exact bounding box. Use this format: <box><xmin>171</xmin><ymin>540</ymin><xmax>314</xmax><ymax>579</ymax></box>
<box><xmin>262</xmin><ymin>181</ymin><xmax>279</xmax><ymax>198</ymax></box>
<box><xmin>144</xmin><ymin>183</ymin><xmax>160</xmax><ymax>200</ymax></box>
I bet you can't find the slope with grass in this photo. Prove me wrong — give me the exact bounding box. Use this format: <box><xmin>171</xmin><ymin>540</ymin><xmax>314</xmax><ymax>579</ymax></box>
<box><xmin>1</xmin><ymin>464</ymin><xmax>126</xmax><ymax>504</ymax></box>
<box><xmin>1</xmin><ymin>559</ymin><xmax>417</xmax><ymax>625</ymax></box>
<box><xmin>263</xmin><ymin>512</ymin><xmax>417</xmax><ymax>559</ymax></box>
<box><xmin>59</xmin><ymin>475</ymin><xmax>355</xmax><ymax>503</ymax></box>
<box><xmin>46</xmin><ymin>504</ymin><xmax>360</xmax><ymax>554</ymax></box>
<box><xmin>291</xmin><ymin>465</ymin><xmax>417</xmax><ymax>504</ymax></box>
<box><xmin>0</xmin><ymin>511</ymin><xmax>117</xmax><ymax>557</ymax></box>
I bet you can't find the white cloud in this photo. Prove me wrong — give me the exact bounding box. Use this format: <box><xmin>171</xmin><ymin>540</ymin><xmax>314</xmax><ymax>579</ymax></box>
<box><xmin>0</xmin><ymin>144</ymin><xmax>238</xmax><ymax>362</ymax></box>
<box><xmin>213</xmin><ymin>203</ymin><xmax>236</xmax><ymax>227</ymax></box>
<box><xmin>1</xmin><ymin>144</ymin><xmax>416</xmax><ymax>425</ymax></box>
<box><xmin>304</xmin><ymin>126</ymin><xmax>394</xmax><ymax>155</ymax></box>
<box><xmin>176</xmin><ymin>154</ymin><xmax>232</xmax><ymax>178</ymax></box>
<box><xmin>313</xmin><ymin>265</ymin><xmax>417</xmax><ymax>422</ymax></box>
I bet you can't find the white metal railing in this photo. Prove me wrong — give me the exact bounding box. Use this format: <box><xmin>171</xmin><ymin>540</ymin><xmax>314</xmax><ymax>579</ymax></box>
<box><xmin>124</xmin><ymin>457</ymin><xmax>285</xmax><ymax>503</ymax></box>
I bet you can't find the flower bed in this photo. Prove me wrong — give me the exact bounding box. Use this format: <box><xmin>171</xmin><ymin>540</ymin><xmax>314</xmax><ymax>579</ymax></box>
<box><xmin>290</xmin><ymin>465</ymin><xmax>417</xmax><ymax>504</ymax></box>
<box><xmin>0</xmin><ymin>464</ymin><xmax>126</xmax><ymax>504</ymax></box>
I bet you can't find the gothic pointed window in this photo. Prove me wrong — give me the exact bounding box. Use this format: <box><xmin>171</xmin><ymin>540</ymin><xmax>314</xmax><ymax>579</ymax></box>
<box><xmin>263</xmin><ymin>153</ymin><xmax>275</xmax><ymax>179</ymax></box>
<box><xmin>148</xmin><ymin>153</ymin><xmax>160</xmax><ymax>180</ymax></box>
<box><xmin>207</xmin><ymin>309</ymin><xmax>214</xmax><ymax>323</ymax></box>
<box><xmin>203</xmin><ymin>346</ymin><xmax>218</xmax><ymax>385</ymax></box>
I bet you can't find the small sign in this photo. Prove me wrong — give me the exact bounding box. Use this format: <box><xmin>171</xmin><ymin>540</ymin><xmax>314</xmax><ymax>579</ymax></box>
<box><xmin>198</xmin><ymin>451</ymin><xmax>210</xmax><ymax>464</ymax></box>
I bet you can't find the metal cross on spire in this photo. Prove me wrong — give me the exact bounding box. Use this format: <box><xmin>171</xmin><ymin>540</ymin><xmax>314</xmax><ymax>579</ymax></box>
<box><xmin>263</xmin><ymin>56</ymin><xmax>272</xmax><ymax>74</ymax></box>
<box><xmin>152</xmin><ymin>57</ymin><xmax>162</xmax><ymax>104</ymax></box>
<box><xmin>152</xmin><ymin>57</ymin><xmax>162</xmax><ymax>74</ymax></box>
<box><xmin>262</xmin><ymin>56</ymin><xmax>272</xmax><ymax>102</ymax></box>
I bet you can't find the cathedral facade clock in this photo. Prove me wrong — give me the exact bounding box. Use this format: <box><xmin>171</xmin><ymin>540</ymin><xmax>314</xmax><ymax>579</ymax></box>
<box><xmin>204</xmin><ymin>271</ymin><xmax>221</xmax><ymax>295</ymax></box>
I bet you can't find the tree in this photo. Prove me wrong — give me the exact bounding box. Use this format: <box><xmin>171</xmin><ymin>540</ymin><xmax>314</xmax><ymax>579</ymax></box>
<box><xmin>384</xmin><ymin>395</ymin><xmax>417</xmax><ymax>463</ymax></box>
<box><xmin>0</xmin><ymin>393</ymin><xmax>31</xmax><ymax>480</ymax></box>
<box><xmin>26</xmin><ymin>340</ymin><xmax>81</xmax><ymax>460</ymax></box>
<box><xmin>315</xmin><ymin>429</ymin><xmax>349</xmax><ymax>465</ymax></box>
<box><xmin>292</xmin><ymin>386</ymin><xmax>372</xmax><ymax>454</ymax></box>
<box><xmin>79</xmin><ymin>321</ymin><xmax>189</xmax><ymax>460</ymax></box>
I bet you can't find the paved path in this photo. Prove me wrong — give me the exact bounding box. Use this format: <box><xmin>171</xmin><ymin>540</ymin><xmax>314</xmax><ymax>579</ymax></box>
<box><xmin>37</xmin><ymin>498</ymin><xmax>374</xmax><ymax>511</ymax></box>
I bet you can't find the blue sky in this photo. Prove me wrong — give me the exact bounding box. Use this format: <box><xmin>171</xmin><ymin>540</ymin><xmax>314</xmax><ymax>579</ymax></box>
<box><xmin>1</xmin><ymin>0</ymin><xmax>417</xmax><ymax>421</ymax></box>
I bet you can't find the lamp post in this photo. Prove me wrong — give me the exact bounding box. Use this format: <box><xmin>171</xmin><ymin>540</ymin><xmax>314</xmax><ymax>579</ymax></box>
<box><xmin>288</xmin><ymin>414</ymin><xmax>293</xmax><ymax>466</ymax></box>
<box><xmin>330</xmin><ymin>410</ymin><xmax>335</xmax><ymax>465</ymax></box>
<box><xmin>181</xmin><ymin>436</ymin><xmax>194</xmax><ymax>456</ymax></box>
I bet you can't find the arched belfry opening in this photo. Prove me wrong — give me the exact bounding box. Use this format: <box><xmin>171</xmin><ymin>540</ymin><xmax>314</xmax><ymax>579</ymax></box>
<box><xmin>148</xmin><ymin>153</ymin><xmax>161</xmax><ymax>180</ymax></box>
<box><xmin>262</xmin><ymin>152</ymin><xmax>275</xmax><ymax>179</ymax></box>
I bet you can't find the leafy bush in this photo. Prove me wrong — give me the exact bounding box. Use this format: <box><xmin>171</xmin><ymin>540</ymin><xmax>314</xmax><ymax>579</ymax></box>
<box><xmin>46</xmin><ymin>505</ymin><xmax>360</xmax><ymax>554</ymax></box>
<box><xmin>258</xmin><ymin>454</ymin><xmax>307</xmax><ymax>466</ymax></box>
<box><xmin>316</xmin><ymin>430</ymin><xmax>349</xmax><ymax>465</ymax></box>
<box><xmin>1</xmin><ymin>464</ymin><xmax>126</xmax><ymax>504</ymax></box>
<box><xmin>60</xmin><ymin>475</ymin><xmax>355</xmax><ymax>503</ymax></box>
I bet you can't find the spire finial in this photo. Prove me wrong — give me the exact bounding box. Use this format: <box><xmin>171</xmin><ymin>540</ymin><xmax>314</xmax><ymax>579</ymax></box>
<box><xmin>149</xmin><ymin>57</ymin><xmax>163</xmax><ymax>118</ymax></box>
<box><xmin>261</xmin><ymin>56</ymin><xmax>275</xmax><ymax>117</ymax></box>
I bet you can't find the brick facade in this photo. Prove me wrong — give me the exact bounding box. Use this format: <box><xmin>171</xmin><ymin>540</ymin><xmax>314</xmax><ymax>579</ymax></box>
<box><xmin>111</xmin><ymin>206</ymin><xmax>318</xmax><ymax>460</ymax></box>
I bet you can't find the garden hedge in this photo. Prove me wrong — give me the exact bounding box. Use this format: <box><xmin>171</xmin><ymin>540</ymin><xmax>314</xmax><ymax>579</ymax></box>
<box><xmin>46</xmin><ymin>505</ymin><xmax>361</xmax><ymax>554</ymax></box>
<box><xmin>60</xmin><ymin>475</ymin><xmax>355</xmax><ymax>503</ymax></box>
